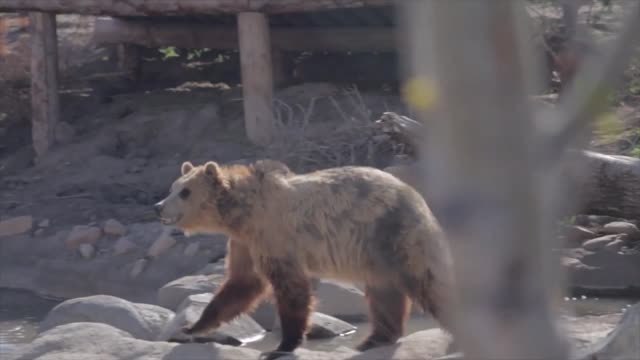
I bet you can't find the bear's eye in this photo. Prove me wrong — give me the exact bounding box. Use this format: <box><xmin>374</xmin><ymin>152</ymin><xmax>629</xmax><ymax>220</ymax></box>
<box><xmin>179</xmin><ymin>188</ymin><xmax>191</xmax><ymax>200</ymax></box>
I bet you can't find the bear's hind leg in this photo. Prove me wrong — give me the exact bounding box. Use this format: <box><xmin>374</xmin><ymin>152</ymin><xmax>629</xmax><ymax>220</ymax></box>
<box><xmin>357</xmin><ymin>284</ymin><xmax>410</xmax><ymax>352</ymax></box>
<box><xmin>262</xmin><ymin>260</ymin><xmax>314</xmax><ymax>355</ymax></box>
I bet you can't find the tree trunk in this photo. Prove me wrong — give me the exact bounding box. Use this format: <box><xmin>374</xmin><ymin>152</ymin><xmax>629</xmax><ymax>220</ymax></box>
<box><xmin>0</xmin><ymin>0</ymin><xmax>391</xmax><ymax>16</ymax></box>
<box><xmin>29</xmin><ymin>12</ymin><xmax>59</xmax><ymax>159</ymax></box>
<box><xmin>237</xmin><ymin>12</ymin><xmax>275</xmax><ymax>146</ymax></box>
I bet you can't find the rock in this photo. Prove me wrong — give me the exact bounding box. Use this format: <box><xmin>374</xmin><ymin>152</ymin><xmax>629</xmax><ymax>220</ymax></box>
<box><xmin>566</xmin><ymin>249</ymin><xmax>640</xmax><ymax>296</ymax></box>
<box><xmin>183</xmin><ymin>242</ymin><xmax>200</xmax><ymax>257</ymax></box>
<box><xmin>562</xmin><ymin>225</ymin><xmax>596</xmax><ymax>246</ymax></box>
<box><xmin>314</xmin><ymin>280</ymin><xmax>367</xmax><ymax>321</ymax></box>
<box><xmin>195</xmin><ymin>260</ymin><xmax>226</xmax><ymax>276</ymax></box>
<box><xmin>250</xmin><ymin>301</ymin><xmax>278</xmax><ymax>331</ymax></box>
<box><xmin>78</xmin><ymin>243</ymin><xmax>95</xmax><ymax>259</ymax></box>
<box><xmin>54</xmin><ymin>121</ymin><xmax>75</xmax><ymax>144</ymax></box>
<box><xmin>561</xmin><ymin>256</ymin><xmax>595</xmax><ymax>271</ymax></box>
<box><xmin>604</xmin><ymin>239</ymin><xmax>626</xmax><ymax>252</ymax></box>
<box><xmin>14</xmin><ymin>322</ymin><xmax>261</xmax><ymax>360</ymax></box>
<box><xmin>0</xmin><ymin>215</ymin><xmax>33</xmax><ymax>237</ymax></box>
<box><xmin>575</xmin><ymin>303</ymin><xmax>640</xmax><ymax>360</ymax></box>
<box><xmin>103</xmin><ymin>219</ymin><xmax>126</xmax><ymax>236</ymax></box>
<box><xmin>157</xmin><ymin>293</ymin><xmax>266</xmax><ymax>346</ymax></box>
<box><xmin>65</xmin><ymin>225</ymin><xmax>101</xmax><ymax>249</ymax></box>
<box><xmin>356</xmin><ymin>329</ymin><xmax>452</xmax><ymax>360</ymax></box>
<box><xmin>34</xmin><ymin>228</ymin><xmax>45</xmax><ymax>237</ymax></box>
<box><xmin>113</xmin><ymin>236</ymin><xmax>137</xmax><ymax>255</ymax></box>
<box><xmin>38</xmin><ymin>219</ymin><xmax>50</xmax><ymax>228</ymax></box>
<box><xmin>158</xmin><ymin>274</ymin><xmax>224</xmax><ymax>310</ymax></box>
<box><xmin>602</xmin><ymin>221</ymin><xmax>640</xmax><ymax>240</ymax></box>
<box><xmin>583</xmin><ymin>235</ymin><xmax>620</xmax><ymax>252</ymax></box>
<box><xmin>38</xmin><ymin>295</ymin><xmax>174</xmax><ymax>341</ymax></box>
<box><xmin>147</xmin><ymin>231</ymin><xmax>177</xmax><ymax>258</ymax></box>
<box><xmin>130</xmin><ymin>258</ymin><xmax>148</xmax><ymax>278</ymax></box>
<box><xmin>306</xmin><ymin>312</ymin><xmax>357</xmax><ymax>340</ymax></box>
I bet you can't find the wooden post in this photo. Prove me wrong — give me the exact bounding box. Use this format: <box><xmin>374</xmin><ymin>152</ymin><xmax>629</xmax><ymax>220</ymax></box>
<box><xmin>117</xmin><ymin>43</ymin><xmax>142</xmax><ymax>82</ymax></box>
<box><xmin>29</xmin><ymin>12</ymin><xmax>59</xmax><ymax>159</ymax></box>
<box><xmin>237</xmin><ymin>12</ymin><xmax>275</xmax><ymax>146</ymax></box>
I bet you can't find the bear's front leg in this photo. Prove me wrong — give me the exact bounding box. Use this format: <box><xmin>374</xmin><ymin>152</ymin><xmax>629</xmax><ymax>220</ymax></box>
<box><xmin>184</xmin><ymin>241</ymin><xmax>267</xmax><ymax>335</ymax></box>
<box><xmin>261</xmin><ymin>258</ymin><xmax>313</xmax><ymax>356</ymax></box>
<box><xmin>183</xmin><ymin>275</ymin><xmax>266</xmax><ymax>335</ymax></box>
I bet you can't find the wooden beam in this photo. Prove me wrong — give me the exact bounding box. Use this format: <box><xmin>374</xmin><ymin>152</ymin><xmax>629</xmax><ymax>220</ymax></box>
<box><xmin>0</xmin><ymin>0</ymin><xmax>392</xmax><ymax>16</ymax></box>
<box><xmin>237</xmin><ymin>12</ymin><xmax>275</xmax><ymax>146</ymax></box>
<box><xmin>29</xmin><ymin>12</ymin><xmax>59</xmax><ymax>159</ymax></box>
<box><xmin>93</xmin><ymin>17</ymin><xmax>396</xmax><ymax>52</ymax></box>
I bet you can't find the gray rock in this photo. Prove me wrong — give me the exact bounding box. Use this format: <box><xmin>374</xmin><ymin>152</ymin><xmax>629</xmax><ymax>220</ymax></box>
<box><xmin>157</xmin><ymin>293</ymin><xmax>266</xmax><ymax>346</ymax></box>
<box><xmin>0</xmin><ymin>215</ymin><xmax>33</xmax><ymax>237</ymax></box>
<box><xmin>65</xmin><ymin>225</ymin><xmax>101</xmax><ymax>249</ymax></box>
<box><xmin>38</xmin><ymin>219</ymin><xmax>50</xmax><ymax>228</ymax></box>
<box><xmin>604</xmin><ymin>239</ymin><xmax>626</xmax><ymax>252</ymax></box>
<box><xmin>129</xmin><ymin>258</ymin><xmax>148</xmax><ymax>278</ymax></box>
<box><xmin>103</xmin><ymin>219</ymin><xmax>127</xmax><ymax>236</ymax></box>
<box><xmin>38</xmin><ymin>295</ymin><xmax>174</xmax><ymax>341</ymax></box>
<box><xmin>147</xmin><ymin>231</ymin><xmax>177</xmax><ymax>258</ymax></box>
<box><xmin>314</xmin><ymin>279</ymin><xmax>368</xmax><ymax>321</ymax></box>
<box><xmin>195</xmin><ymin>260</ymin><xmax>226</xmax><ymax>276</ymax></box>
<box><xmin>566</xmin><ymin>250</ymin><xmax>640</xmax><ymax>296</ymax></box>
<box><xmin>602</xmin><ymin>221</ymin><xmax>640</xmax><ymax>240</ymax></box>
<box><xmin>183</xmin><ymin>242</ymin><xmax>200</xmax><ymax>257</ymax></box>
<box><xmin>250</xmin><ymin>301</ymin><xmax>278</xmax><ymax>331</ymax></box>
<box><xmin>583</xmin><ymin>235</ymin><xmax>620</xmax><ymax>252</ymax></box>
<box><xmin>78</xmin><ymin>243</ymin><xmax>95</xmax><ymax>259</ymax></box>
<box><xmin>158</xmin><ymin>274</ymin><xmax>224</xmax><ymax>310</ymax></box>
<box><xmin>306</xmin><ymin>312</ymin><xmax>357</xmax><ymax>340</ymax></box>
<box><xmin>113</xmin><ymin>236</ymin><xmax>137</xmax><ymax>255</ymax></box>
<box><xmin>13</xmin><ymin>322</ymin><xmax>260</xmax><ymax>360</ymax></box>
<box><xmin>562</xmin><ymin>225</ymin><xmax>597</xmax><ymax>246</ymax></box>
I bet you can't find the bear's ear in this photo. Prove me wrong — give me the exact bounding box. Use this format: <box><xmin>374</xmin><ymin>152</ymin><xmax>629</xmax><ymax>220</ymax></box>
<box><xmin>181</xmin><ymin>161</ymin><xmax>194</xmax><ymax>175</ymax></box>
<box><xmin>204</xmin><ymin>161</ymin><xmax>221</xmax><ymax>180</ymax></box>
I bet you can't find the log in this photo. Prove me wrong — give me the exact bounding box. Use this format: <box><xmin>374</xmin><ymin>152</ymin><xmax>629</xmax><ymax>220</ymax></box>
<box><xmin>29</xmin><ymin>12</ymin><xmax>59</xmax><ymax>159</ymax></box>
<box><xmin>93</xmin><ymin>17</ymin><xmax>396</xmax><ymax>52</ymax></box>
<box><xmin>237</xmin><ymin>12</ymin><xmax>275</xmax><ymax>146</ymax></box>
<box><xmin>0</xmin><ymin>0</ymin><xmax>391</xmax><ymax>16</ymax></box>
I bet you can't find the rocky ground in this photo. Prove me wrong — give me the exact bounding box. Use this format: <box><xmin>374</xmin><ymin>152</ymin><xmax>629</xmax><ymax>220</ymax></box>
<box><xmin>1</xmin><ymin>1</ymin><xmax>640</xmax><ymax>359</ymax></box>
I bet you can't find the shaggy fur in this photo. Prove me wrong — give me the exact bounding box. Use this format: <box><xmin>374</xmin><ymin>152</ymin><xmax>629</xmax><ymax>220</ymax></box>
<box><xmin>155</xmin><ymin>159</ymin><xmax>455</xmax><ymax>357</ymax></box>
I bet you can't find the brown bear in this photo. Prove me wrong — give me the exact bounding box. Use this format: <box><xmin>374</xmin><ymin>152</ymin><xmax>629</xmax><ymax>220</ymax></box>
<box><xmin>154</xmin><ymin>159</ymin><xmax>456</xmax><ymax>358</ymax></box>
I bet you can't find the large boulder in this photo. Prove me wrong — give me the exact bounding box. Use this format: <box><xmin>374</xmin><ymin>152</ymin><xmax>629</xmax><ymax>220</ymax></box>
<box><xmin>12</xmin><ymin>322</ymin><xmax>261</xmax><ymax>360</ymax></box>
<box><xmin>39</xmin><ymin>294</ymin><xmax>174</xmax><ymax>341</ymax></box>
<box><xmin>157</xmin><ymin>274</ymin><xmax>224</xmax><ymax>310</ymax></box>
<box><xmin>562</xmin><ymin>247</ymin><xmax>640</xmax><ymax>296</ymax></box>
<box><xmin>157</xmin><ymin>293</ymin><xmax>266</xmax><ymax>346</ymax></box>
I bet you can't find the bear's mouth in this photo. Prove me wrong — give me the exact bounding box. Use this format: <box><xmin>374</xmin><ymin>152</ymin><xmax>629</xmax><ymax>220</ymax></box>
<box><xmin>160</xmin><ymin>214</ymin><xmax>182</xmax><ymax>225</ymax></box>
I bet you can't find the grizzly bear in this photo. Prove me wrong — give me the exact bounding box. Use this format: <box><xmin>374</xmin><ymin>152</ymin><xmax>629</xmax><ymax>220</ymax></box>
<box><xmin>154</xmin><ymin>159</ymin><xmax>455</xmax><ymax>357</ymax></box>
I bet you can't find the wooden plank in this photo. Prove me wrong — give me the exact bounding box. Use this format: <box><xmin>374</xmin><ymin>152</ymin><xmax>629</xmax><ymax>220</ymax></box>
<box><xmin>29</xmin><ymin>12</ymin><xmax>59</xmax><ymax>159</ymax></box>
<box><xmin>0</xmin><ymin>0</ymin><xmax>391</xmax><ymax>16</ymax></box>
<box><xmin>93</xmin><ymin>17</ymin><xmax>396</xmax><ymax>52</ymax></box>
<box><xmin>237</xmin><ymin>12</ymin><xmax>275</xmax><ymax>146</ymax></box>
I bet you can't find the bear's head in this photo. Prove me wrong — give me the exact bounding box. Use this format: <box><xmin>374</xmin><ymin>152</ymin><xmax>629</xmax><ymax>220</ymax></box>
<box><xmin>154</xmin><ymin>161</ymin><xmax>232</xmax><ymax>236</ymax></box>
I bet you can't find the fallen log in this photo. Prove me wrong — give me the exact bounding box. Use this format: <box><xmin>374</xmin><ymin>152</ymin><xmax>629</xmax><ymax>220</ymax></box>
<box><xmin>0</xmin><ymin>0</ymin><xmax>391</xmax><ymax>16</ymax></box>
<box><xmin>378</xmin><ymin>112</ymin><xmax>640</xmax><ymax>220</ymax></box>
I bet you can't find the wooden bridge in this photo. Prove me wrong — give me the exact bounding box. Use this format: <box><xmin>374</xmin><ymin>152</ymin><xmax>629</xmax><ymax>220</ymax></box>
<box><xmin>0</xmin><ymin>0</ymin><xmax>398</xmax><ymax>158</ymax></box>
